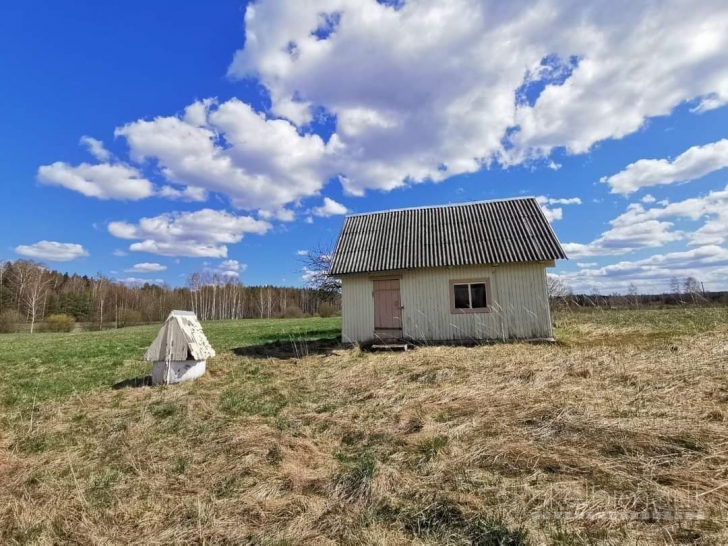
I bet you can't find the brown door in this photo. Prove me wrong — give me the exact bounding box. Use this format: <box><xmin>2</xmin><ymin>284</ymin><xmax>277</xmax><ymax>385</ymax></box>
<box><xmin>373</xmin><ymin>279</ymin><xmax>402</xmax><ymax>339</ymax></box>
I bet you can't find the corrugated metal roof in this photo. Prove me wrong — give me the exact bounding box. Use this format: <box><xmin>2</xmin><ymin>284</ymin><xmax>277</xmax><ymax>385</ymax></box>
<box><xmin>329</xmin><ymin>197</ymin><xmax>567</xmax><ymax>275</ymax></box>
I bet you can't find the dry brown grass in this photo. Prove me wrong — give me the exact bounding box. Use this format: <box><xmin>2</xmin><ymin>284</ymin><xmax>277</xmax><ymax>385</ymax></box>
<box><xmin>2</xmin><ymin>311</ymin><xmax>728</xmax><ymax>545</ymax></box>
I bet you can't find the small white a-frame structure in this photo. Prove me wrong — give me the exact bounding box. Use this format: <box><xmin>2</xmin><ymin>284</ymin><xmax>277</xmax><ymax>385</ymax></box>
<box><xmin>145</xmin><ymin>310</ymin><xmax>216</xmax><ymax>386</ymax></box>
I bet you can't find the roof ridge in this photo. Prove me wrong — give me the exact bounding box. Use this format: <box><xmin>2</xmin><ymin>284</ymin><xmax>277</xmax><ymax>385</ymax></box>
<box><xmin>345</xmin><ymin>196</ymin><xmax>537</xmax><ymax>218</ymax></box>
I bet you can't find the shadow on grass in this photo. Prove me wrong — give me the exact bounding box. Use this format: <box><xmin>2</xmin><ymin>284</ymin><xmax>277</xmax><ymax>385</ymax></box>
<box><xmin>233</xmin><ymin>336</ymin><xmax>341</xmax><ymax>360</ymax></box>
<box><xmin>361</xmin><ymin>337</ymin><xmax>559</xmax><ymax>351</ymax></box>
<box><xmin>112</xmin><ymin>375</ymin><xmax>152</xmax><ymax>389</ymax></box>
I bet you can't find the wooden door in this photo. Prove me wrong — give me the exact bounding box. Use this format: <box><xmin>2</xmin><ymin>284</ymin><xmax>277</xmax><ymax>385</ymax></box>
<box><xmin>373</xmin><ymin>279</ymin><xmax>402</xmax><ymax>339</ymax></box>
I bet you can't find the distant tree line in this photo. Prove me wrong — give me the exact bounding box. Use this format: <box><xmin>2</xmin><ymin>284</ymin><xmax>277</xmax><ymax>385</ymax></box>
<box><xmin>548</xmin><ymin>275</ymin><xmax>728</xmax><ymax>309</ymax></box>
<box><xmin>0</xmin><ymin>259</ymin><xmax>340</xmax><ymax>333</ymax></box>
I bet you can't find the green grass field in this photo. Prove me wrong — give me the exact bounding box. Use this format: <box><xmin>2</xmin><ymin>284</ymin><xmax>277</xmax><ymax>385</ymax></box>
<box><xmin>0</xmin><ymin>317</ymin><xmax>341</xmax><ymax>411</ymax></box>
<box><xmin>2</xmin><ymin>309</ymin><xmax>728</xmax><ymax>545</ymax></box>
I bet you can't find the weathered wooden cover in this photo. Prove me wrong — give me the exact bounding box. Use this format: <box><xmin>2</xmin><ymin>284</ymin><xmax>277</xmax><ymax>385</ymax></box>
<box><xmin>144</xmin><ymin>310</ymin><xmax>216</xmax><ymax>362</ymax></box>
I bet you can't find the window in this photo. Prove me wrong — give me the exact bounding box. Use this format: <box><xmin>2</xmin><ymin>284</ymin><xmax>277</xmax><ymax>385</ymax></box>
<box><xmin>450</xmin><ymin>279</ymin><xmax>491</xmax><ymax>313</ymax></box>
<box><xmin>453</xmin><ymin>284</ymin><xmax>470</xmax><ymax>309</ymax></box>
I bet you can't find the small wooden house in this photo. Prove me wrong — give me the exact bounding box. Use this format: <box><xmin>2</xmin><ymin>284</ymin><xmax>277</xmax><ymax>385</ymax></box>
<box><xmin>145</xmin><ymin>310</ymin><xmax>215</xmax><ymax>385</ymax></box>
<box><xmin>329</xmin><ymin>197</ymin><xmax>567</xmax><ymax>343</ymax></box>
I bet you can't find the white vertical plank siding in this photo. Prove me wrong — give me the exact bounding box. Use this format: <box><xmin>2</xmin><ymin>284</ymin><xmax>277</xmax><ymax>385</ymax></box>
<box><xmin>341</xmin><ymin>274</ymin><xmax>374</xmax><ymax>342</ymax></box>
<box><xmin>340</xmin><ymin>263</ymin><xmax>552</xmax><ymax>343</ymax></box>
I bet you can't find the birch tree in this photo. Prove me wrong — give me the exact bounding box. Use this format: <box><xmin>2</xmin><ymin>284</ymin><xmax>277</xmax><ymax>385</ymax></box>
<box><xmin>9</xmin><ymin>260</ymin><xmax>35</xmax><ymax>314</ymax></box>
<box><xmin>93</xmin><ymin>275</ymin><xmax>112</xmax><ymax>329</ymax></box>
<box><xmin>23</xmin><ymin>264</ymin><xmax>51</xmax><ymax>333</ymax></box>
<box><xmin>0</xmin><ymin>260</ymin><xmax>8</xmax><ymax>312</ymax></box>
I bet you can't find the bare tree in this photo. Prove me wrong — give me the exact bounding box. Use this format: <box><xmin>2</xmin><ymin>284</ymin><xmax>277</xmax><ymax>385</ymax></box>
<box><xmin>299</xmin><ymin>243</ymin><xmax>341</xmax><ymax>299</ymax></box>
<box><xmin>9</xmin><ymin>260</ymin><xmax>35</xmax><ymax>314</ymax></box>
<box><xmin>93</xmin><ymin>275</ymin><xmax>112</xmax><ymax>329</ymax></box>
<box><xmin>240</xmin><ymin>287</ymin><xmax>249</xmax><ymax>318</ymax></box>
<box><xmin>0</xmin><ymin>260</ymin><xmax>8</xmax><ymax>312</ymax></box>
<box><xmin>210</xmin><ymin>274</ymin><xmax>219</xmax><ymax>320</ymax></box>
<box><xmin>23</xmin><ymin>264</ymin><xmax>51</xmax><ymax>333</ymax></box>
<box><xmin>627</xmin><ymin>282</ymin><xmax>639</xmax><ymax>306</ymax></box>
<box><xmin>0</xmin><ymin>258</ymin><xmax>342</xmax><ymax>326</ymax></box>
<box><xmin>265</xmin><ymin>285</ymin><xmax>273</xmax><ymax>319</ymax></box>
<box><xmin>683</xmin><ymin>277</ymin><xmax>702</xmax><ymax>303</ymax></box>
<box><xmin>546</xmin><ymin>274</ymin><xmax>570</xmax><ymax>300</ymax></box>
<box><xmin>188</xmin><ymin>273</ymin><xmax>202</xmax><ymax>316</ymax></box>
<box><xmin>258</xmin><ymin>287</ymin><xmax>265</xmax><ymax>318</ymax></box>
<box><xmin>280</xmin><ymin>288</ymin><xmax>287</xmax><ymax>316</ymax></box>
<box><xmin>670</xmin><ymin>276</ymin><xmax>681</xmax><ymax>298</ymax></box>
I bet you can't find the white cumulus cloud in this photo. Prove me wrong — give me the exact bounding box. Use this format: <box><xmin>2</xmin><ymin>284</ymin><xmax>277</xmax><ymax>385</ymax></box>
<box><xmin>108</xmin><ymin>209</ymin><xmax>271</xmax><ymax>258</ymax></box>
<box><xmin>158</xmin><ymin>185</ymin><xmax>208</xmax><ymax>202</ymax></box>
<box><xmin>125</xmin><ymin>262</ymin><xmax>167</xmax><ymax>273</ymax></box>
<box><xmin>79</xmin><ymin>136</ymin><xmax>111</xmax><ymax>162</ymax></box>
<box><xmin>115</xmin><ymin>98</ymin><xmax>335</xmax><ymax>210</ymax></box>
<box><xmin>118</xmin><ymin>277</ymin><xmax>165</xmax><ymax>287</ymax></box>
<box><xmin>538</xmin><ymin>197</ymin><xmax>582</xmax><ymax>205</ymax></box>
<box><xmin>15</xmin><ymin>241</ymin><xmax>89</xmax><ymax>262</ymax></box>
<box><xmin>560</xmin><ymin>245</ymin><xmax>728</xmax><ymax>293</ymax></box>
<box><xmin>37</xmin><ymin>162</ymin><xmax>154</xmax><ymax>200</ymax></box>
<box><xmin>216</xmin><ymin>259</ymin><xmax>247</xmax><ymax>277</ymax></box>
<box><xmin>311</xmin><ymin>197</ymin><xmax>348</xmax><ymax>217</ymax></box>
<box><xmin>36</xmin><ymin>1</ymin><xmax>728</xmax><ymax>216</ymax></box>
<box><xmin>229</xmin><ymin>0</ymin><xmax>728</xmax><ymax>194</ymax></box>
<box><xmin>602</xmin><ymin>139</ymin><xmax>728</xmax><ymax>195</ymax></box>
<box><xmin>563</xmin><ymin>185</ymin><xmax>728</xmax><ymax>257</ymax></box>
<box><xmin>258</xmin><ymin>208</ymin><xmax>297</xmax><ymax>222</ymax></box>
<box><xmin>563</xmin><ymin>217</ymin><xmax>683</xmax><ymax>258</ymax></box>
<box><xmin>536</xmin><ymin>195</ymin><xmax>581</xmax><ymax>222</ymax></box>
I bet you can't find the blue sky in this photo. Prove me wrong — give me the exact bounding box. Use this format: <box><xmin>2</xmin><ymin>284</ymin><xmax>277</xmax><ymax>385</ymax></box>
<box><xmin>2</xmin><ymin>0</ymin><xmax>728</xmax><ymax>293</ymax></box>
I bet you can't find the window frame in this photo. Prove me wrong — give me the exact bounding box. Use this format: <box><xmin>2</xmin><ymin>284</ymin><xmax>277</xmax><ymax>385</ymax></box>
<box><xmin>449</xmin><ymin>278</ymin><xmax>492</xmax><ymax>314</ymax></box>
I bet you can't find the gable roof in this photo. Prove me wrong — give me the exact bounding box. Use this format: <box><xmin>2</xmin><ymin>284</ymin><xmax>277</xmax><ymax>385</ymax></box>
<box><xmin>329</xmin><ymin>197</ymin><xmax>567</xmax><ymax>276</ymax></box>
<box><xmin>145</xmin><ymin>310</ymin><xmax>216</xmax><ymax>362</ymax></box>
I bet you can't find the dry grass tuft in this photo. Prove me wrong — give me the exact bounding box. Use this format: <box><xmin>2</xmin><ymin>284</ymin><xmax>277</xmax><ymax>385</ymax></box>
<box><xmin>2</xmin><ymin>309</ymin><xmax>728</xmax><ymax>544</ymax></box>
